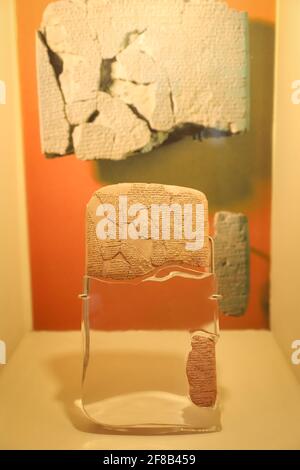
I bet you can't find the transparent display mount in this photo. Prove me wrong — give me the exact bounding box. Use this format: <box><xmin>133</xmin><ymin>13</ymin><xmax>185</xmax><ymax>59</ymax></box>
<box><xmin>80</xmin><ymin>240</ymin><xmax>221</xmax><ymax>434</ymax></box>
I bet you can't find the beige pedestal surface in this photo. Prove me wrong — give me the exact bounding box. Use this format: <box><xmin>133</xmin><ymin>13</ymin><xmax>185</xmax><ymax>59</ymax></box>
<box><xmin>0</xmin><ymin>331</ymin><xmax>299</xmax><ymax>450</ymax></box>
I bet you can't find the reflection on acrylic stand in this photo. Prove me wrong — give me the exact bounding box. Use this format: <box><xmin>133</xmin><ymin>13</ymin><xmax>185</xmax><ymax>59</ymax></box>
<box><xmin>0</xmin><ymin>81</ymin><xmax>6</xmax><ymax>105</ymax></box>
<box><xmin>0</xmin><ymin>340</ymin><xmax>6</xmax><ymax>365</ymax></box>
<box><xmin>79</xmin><ymin>238</ymin><xmax>222</xmax><ymax>434</ymax></box>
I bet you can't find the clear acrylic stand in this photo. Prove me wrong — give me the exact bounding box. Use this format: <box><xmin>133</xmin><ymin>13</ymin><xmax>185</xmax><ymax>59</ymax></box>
<box><xmin>80</xmin><ymin>239</ymin><xmax>221</xmax><ymax>434</ymax></box>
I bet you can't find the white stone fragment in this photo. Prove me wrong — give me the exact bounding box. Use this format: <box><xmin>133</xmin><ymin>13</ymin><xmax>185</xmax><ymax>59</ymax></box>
<box><xmin>73</xmin><ymin>124</ymin><xmax>115</xmax><ymax>160</ymax></box>
<box><xmin>113</xmin><ymin>41</ymin><xmax>158</xmax><ymax>84</ymax></box>
<box><xmin>36</xmin><ymin>32</ymin><xmax>70</xmax><ymax>156</ymax></box>
<box><xmin>73</xmin><ymin>92</ymin><xmax>151</xmax><ymax>160</ymax></box>
<box><xmin>65</xmin><ymin>99</ymin><xmax>97</xmax><ymax>125</ymax></box>
<box><xmin>109</xmin><ymin>80</ymin><xmax>157</xmax><ymax>126</ymax></box>
<box><xmin>41</xmin><ymin>0</ymin><xmax>101</xmax><ymax>103</ymax></box>
<box><xmin>38</xmin><ymin>0</ymin><xmax>249</xmax><ymax>160</ymax></box>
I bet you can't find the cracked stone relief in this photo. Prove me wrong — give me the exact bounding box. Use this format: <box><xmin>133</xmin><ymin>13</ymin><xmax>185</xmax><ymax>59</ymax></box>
<box><xmin>86</xmin><ymin>183</ymin><xmax>210</xmax><ymax>280</ymax></box>
<box><xmin>37</xmin><ymin>0</ymin><xmax>249</xmax><ymax>160</ymax></box>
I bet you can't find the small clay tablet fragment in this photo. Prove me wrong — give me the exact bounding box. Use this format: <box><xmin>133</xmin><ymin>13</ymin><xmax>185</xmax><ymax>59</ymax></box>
<box><xmin>186</xmin><ymin>335</ymin><xmax>217</xmax><ymax>408</ymax></box>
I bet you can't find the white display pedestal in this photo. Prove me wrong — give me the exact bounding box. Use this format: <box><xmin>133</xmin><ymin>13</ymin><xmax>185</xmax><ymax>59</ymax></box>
<box><xmin>0</xmin><ymin>330</ymin><xmax>299</xmax><ymax>450</ymax></box>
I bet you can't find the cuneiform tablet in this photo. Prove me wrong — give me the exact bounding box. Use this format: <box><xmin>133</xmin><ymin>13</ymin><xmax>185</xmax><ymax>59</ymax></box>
<box><xmin>214</xmin><ymin>211</ymin><xmax>250</xmax><ymax>316</ymax></box>
<box><xmin>186</xmin><ymin>335</ymin><xmax>217</xmax><ymax>408</ymax></box>
<box><xmin>37</xmin><ymin>0</ymin><xmax>249</xmax><ymax>160</ymax></box>
<box><xmin>86</xmin><ymin>183</ymin><xmax>210</xmax><ymax>280</ymax></box>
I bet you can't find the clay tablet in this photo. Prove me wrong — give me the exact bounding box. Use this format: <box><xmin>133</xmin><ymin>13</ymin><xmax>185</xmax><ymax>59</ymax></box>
<box><xmin>186</xmin><ymin>335</ymin><xmax>217</xmax><ymax>408</ymax></box>
<box><xmin>86</xmin><ymin>183</ymin><xmax>209</xmax><ymax>280</ymax></box>
<box><xmin>37</xmin><ymin>0</ymin><xmax>249</xmax><ymax>160</ymax></box>
<box><xmin>214</xmin><ymin>211</ymin><xmax>250</xmax><ymax>316</ymax></box>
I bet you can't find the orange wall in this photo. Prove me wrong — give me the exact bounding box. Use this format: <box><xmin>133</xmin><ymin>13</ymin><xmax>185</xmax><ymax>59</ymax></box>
<box><xmin>16</xmin><ymin>0</ymin><xmax>275</xmax><ymax>330</ymax></box>
<box><xmin>227</xmin><ymin>0</ymin><xmax>275</xmax><ymax>22</ymax></box>
<box><xmin>16</xmin><ymin>0</ymin><xmax>100</xmax><ymax>329</ymax></box>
